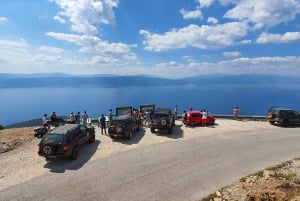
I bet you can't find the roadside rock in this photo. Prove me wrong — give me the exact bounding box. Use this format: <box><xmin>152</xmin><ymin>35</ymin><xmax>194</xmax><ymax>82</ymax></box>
<box><xmin>0</xmin><ymin>139</ymin><xmax>23</xmax><ymax>153</ymax></box>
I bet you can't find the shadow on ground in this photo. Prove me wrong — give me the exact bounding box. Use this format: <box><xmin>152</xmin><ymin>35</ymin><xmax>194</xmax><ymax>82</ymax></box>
<box><xmin>154</xmin><ymin>125</ymin><xmax>184</xmax><ymax>139</ymax></box>
<box><xmin>43</xmin><ymin>140</ymin><xmax>100</xmax><ymax>173</ymax></box>
<box><xmin>111</xmin><ymin>128</ymin><xmax>145</xmax><ymax>145</ymax></box>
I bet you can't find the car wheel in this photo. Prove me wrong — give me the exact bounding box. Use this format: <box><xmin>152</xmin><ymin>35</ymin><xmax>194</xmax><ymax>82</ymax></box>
<box><xmin>269</xmin><ymin>121</ymin><xmax>275</xmax><ymax>125</ymax></box>
<box><xmin>190</xmin><ymin>122</ymin><xmax>195</xmax><ymax>127</ymax></box>
<box><xmin>88</xmin><ymin>134</ymin><xmax>95</xmax><ymax>143</ymax></box>
<box><xmin>150</xmin><ymin>127</ymin><xmax>155</xmax><ymax>133</ymax></box>
<box><xmin>43</xmin><ymin>145</ymin><xmax>53</xmax><ymax>155</ymax></box>
<box><xmin>282</xmin><ymin>119</ymin><xmax>289</xmax><ymax>127</ymax></box>
<box><xmin>127</xmin><ymin>130</ymin><xmax>133</xmax><ymax>140</ymax></box>
<box><xmin>70</xmin><ymin>147</ymin><xmax>79</xmax><ymax>160</ymax></box>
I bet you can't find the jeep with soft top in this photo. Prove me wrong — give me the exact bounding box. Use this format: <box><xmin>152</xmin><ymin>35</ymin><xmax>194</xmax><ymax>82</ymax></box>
<box><xmin>108</xmin><ymin>115</ymin><xmax>140</xmax><ymax>139</ymax></box>
<box><xmin>150</xmin><ymin>108</ymin><xmax>175</xmax><ymax>134</ymax></box>
<box><xmin>38</xmin><ymin>124</ymin><xmax>95</xmax><ymax>160</ymax></box>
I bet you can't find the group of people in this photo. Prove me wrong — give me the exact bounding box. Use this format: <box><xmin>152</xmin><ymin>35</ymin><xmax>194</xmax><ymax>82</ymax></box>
<box><xmin>42</xmin><ymin>110</ymin><xmax>90</xmax><ymax>129</ymax></box>
<box><xmin>68</xmin><ymin>111</ymin><xmax>89</xmax><ymax>125</ymax></box>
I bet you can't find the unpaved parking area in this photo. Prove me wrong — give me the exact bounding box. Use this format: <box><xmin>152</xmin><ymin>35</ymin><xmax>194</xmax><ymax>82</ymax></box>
<box><xmin>0</xmin><ymin>119</ymin><xmax>277</xmax><ymax>191</ymax></box>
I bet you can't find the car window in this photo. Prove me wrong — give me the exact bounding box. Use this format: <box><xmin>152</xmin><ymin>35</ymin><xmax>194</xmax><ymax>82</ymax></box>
<box><xmin>72</xmin><ymin>128</ymin><xmax>81</xmax><ymax>138</ymax></box>
<box><xmin>80</xmin><ymin>125</ymin><xmax>87</xmax><ymax>134</ymax></box>
<box><xmin>42</xmin><ymin>134</ymin><xmax>64</xmax><ymax>144</ymax></box>
<box><xmin>66</xmin><ymin>132</ymin><xmax>72</xmax><ymax>143</ymax></box>
<box><xmin>191</xmin><ymin>113</ymin><xmax>202</xmax><ymax>118</ymax></box>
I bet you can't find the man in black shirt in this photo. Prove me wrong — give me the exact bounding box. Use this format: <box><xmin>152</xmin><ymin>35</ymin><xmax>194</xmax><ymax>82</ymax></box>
<box><xmin>100</xmin><ymin>114</ymin><xmax>107</xmax><ymax>135</ymax></box>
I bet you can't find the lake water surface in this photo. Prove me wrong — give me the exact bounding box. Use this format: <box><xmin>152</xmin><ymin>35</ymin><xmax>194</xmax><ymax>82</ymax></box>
<box><xmin>1</xmin><ymin>84</ymin><xmax>299</xmax><ymax>126</ymax></box>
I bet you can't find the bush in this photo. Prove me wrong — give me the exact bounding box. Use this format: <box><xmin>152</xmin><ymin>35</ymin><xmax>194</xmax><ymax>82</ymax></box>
<box><xmin>0</xmin><ymin>124</ymin><xmax>4</xmax><ymax>130</ymax></box>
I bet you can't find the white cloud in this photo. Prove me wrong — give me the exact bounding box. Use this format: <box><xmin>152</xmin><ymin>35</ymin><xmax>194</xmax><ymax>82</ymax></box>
<box><xmin>223</xmin><ymin>51</ymin><xmax>241</xmax><ymax>57</ymax></box>
<box><xmin>38</xmin><ymin>46</ymin><xmax>66</xmax><ymax>53</ymax></box>
<box><xmin>224</xmin><ymin>0</ymin><xmax>300</xmax><ymax>28</ymax></box>
<box><xmin>46</xmin><ymin>32</ymin><xmax>132</xmax><ymax>55</ymax></box>
<box><xmin>50</xmin><ymin>0</ymin><xmax>119</xmax><ymax>35</ymax></box>
<box><xmin>53</xmin><ymin>15</ymin><xmax>66</xmax><ymax>24</ymax></box>
<box><xmin>180</xmin><ymin>9</ymin><xmax>203</xmax><ymax>20</ymax></box>
<box><xmin>256</xmin><ymin>32</ymin><xmax>300</xmax><ymax>44</ymax></box>
<box><xmin>153</xmin><ymin>56</ymin><xmax>300</xmax><ymax>78</ymax></box>
<box><xmin>207</xmin><ymin>17</ymin><xmax>218</xmax><ymax>24</ymax></box>
<box><xmin>91</xmin><ymin>55</ymin><xmax>118</xmax><ymax>65</ymax></box>
<box><xmin>197</xmin><ymin>0</ymin><xmax>214</xmax><ymax>8</ymax></box>
<box><xmin>140</xmin><ymin>22</ymin><xmax>249</xmax><ymax>51</ymax></box>
<box><xmin>0</xmin><ymin>17</ymin><xmax>8</xmax><ymax>23</ymax></box>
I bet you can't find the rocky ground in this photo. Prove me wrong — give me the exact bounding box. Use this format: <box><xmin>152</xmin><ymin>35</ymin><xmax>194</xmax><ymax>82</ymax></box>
<box><xmin>1</xmin><ymin>120</ymin><xmax>300</xmax><ymax>200</ymax></box>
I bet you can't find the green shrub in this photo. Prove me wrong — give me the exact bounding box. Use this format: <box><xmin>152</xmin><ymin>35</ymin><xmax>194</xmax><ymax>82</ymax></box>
<box><xmin>0</xmin><ymin>124</ymin><xmax>4</xmax><ymax>130</ymax></box>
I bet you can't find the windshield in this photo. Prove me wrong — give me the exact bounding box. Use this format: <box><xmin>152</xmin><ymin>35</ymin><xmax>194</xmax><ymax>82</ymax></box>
<box><xmin>42</xmin><ymin>134</ymin><xmax>64</xmax><ymax>144</ymax></box>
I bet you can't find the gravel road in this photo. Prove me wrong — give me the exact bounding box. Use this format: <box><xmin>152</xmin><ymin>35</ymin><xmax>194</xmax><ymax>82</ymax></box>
<box><xmin>1</xmin><ymin>120</ymin><xmax>300</xmax><ymax>201</ymax></box>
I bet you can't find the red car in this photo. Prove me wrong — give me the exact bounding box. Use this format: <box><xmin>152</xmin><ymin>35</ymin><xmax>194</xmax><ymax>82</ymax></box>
<box><xmin>181</xmin><ymin>110</ymin><xmax>215</xmax><ymax>126</ymax></box>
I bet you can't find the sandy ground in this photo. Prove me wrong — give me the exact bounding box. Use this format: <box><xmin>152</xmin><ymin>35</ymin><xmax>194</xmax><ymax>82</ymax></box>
<box><xmin>0</xmin><ymin>119</ymin><xmax>276</xmax><ymax>192</ymax></box>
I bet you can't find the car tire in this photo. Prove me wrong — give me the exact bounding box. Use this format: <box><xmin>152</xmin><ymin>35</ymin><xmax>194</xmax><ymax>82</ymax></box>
<box><xmin>42</xmin><ymin>145</ymin><xmax>53</xmax><ymax>155</ymax></box>
<box><xmin>150</xmin><ymin>127</ymin><xmax>155</xmax><ymax>133</ymax></box>
<box><xmin>269</xmin><ymin>121</ymin><xmax>275</xmax><ymax>125</ymax></box>
<box><xmin>127</xmin><ymin>130</ymin><xmax>133</xmax><ymax>140</ymax></box>
<box><xmin>190</xmin><ymin>122</ymin><xmax>195</xmax><ymax>127</ymax></box>
<box><xmin>282</xmin><ymin>119</ymin><xmax>289</xmax><ymax>127</ymax></box>
<box><xmin>70</xmin><ymin>147</ymin><xmax>79</xmax><ymax>160</ymax></box>
<box><xmin>88</xmin><ymin>134</ymin><xmax>95</xmax><ymax>143</ymax></box>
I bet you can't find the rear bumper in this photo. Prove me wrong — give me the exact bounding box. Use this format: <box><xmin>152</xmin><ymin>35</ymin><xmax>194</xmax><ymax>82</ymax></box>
<box><xmin>38</xmin><ymin>151</ymin><xmax>69</xmax><ymax>159</ymax></box>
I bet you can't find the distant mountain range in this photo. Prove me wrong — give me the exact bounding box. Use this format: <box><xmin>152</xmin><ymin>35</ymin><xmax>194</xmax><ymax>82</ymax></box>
<box><xmin>0</xmin><ymin>73</ymin><xmax>299</xmax><ymax>88</ymax></box>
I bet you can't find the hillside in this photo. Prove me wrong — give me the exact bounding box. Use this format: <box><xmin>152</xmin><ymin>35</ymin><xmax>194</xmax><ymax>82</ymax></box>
<box><xmin>1</xmin><ymin>73</ymin><xmax>300</xmax><ymax>88</ymax></box>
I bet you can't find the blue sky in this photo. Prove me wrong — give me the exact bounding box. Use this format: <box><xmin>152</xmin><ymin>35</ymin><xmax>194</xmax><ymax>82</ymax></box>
<box><xmin>0</xmin><ymin>0</ymin><xmax>300</xmax><ymax>78</ymax></box>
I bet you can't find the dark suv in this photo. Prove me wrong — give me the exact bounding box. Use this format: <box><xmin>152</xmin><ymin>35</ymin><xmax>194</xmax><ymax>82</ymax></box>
<box><xmin>150</xmin><ymin>108</ymin><xmax>175</xmax><ymax>134</ymax></box>
<box><xmin>108</xmin><ymin>115</ymin><xmax>140</xmax><ymax>139</ymax></box>
<box><xmin>38</xmin><ymin>124</ymin><xmax>95</xmax><ymax>160</ymax></box>
<box><xmin>266</xmin><ymin>107</ymin><xmax>300</xmax><ymax>126</ymax></box>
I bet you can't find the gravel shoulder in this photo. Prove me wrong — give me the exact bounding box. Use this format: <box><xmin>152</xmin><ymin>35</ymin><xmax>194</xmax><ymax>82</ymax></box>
<box><xmin>1</xmin><ymin>119</ymin><xmax>299</xmax><ymax>200</ymax></box>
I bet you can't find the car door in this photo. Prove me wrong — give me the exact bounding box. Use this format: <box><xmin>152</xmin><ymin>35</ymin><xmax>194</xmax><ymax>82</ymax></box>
<box><xmin>291</xmin><ymin>110</ymin><xmax>300</xmax><ymax>123</ymax></box>
<box><xmin>193</xmin><ymin>113</ymin><xmax>202</xmax><ymax>125</ymax></box>
<box><xmin>79</xmin><ymin>125</ymin><xmax>89</xmax><ymax>144</ymax></box>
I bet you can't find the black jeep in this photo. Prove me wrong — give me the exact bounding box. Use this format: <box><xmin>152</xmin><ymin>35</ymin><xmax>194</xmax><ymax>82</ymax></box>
<box><xmin>108</xmin><ymin>115</ymin><xmax>140</xmax><ymax>139</ymax></box>
<box><xmin>266</xmin><ymin>107</ymin><xmax>300</xmax><ymax>126</ymax></box>
<box><xmin>150</xmin><ymin>108</ymin><xmax>175</xmax><ymax>134</ymax></box>
<box><xmin>38</xmin><ymin>124</ymin><xmax>95</xmax><ymax>160</ymax></box>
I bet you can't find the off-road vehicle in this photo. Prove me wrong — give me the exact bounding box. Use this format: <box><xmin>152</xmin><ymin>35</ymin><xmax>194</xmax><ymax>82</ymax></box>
<box><xmin>266</xmin><ymin>107</ymin><xmax>300</xmax><ymax>126</ymax></box>
<box><xmin>150</xmin><ymin>108</ymin><xmax>174</xmax><ymax>134</ymax></box>
<box><xmin>108</xmin><ymin>115</ymin><xmax>139</xmax><ymax>139</ymax></box>
<box><xmin>38</xmin><ymin>124</ymin><xmax>95</xmax><ymax>160</ymax></box>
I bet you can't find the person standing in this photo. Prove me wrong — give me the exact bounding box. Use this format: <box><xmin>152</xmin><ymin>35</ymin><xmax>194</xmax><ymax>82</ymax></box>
<box><xmin>174</xmin><ymin>105</ymin><xmax>179</xmax><ymax>120</ymax></box>
<box><xmin>50</xmin><ymin>112</ymin><xmax>57</xmax><ymax>126</ymax></box>
<box><xmin>182</xmin><ymin>111</ymin><xmax>188</xmax><ymax>126</ymax></box>
<box><xmin>139</xmin><ymin>110</ymin><xmax>144</xmax><ymax>126</ymax></box>
<box><xmin>75</xmin><ymin>112</ymin><xmax>81</xmax><ymax>124</ymax></box>
<box><xmin>109</xmin><ymin>109</ymin><xmax>113</xmax><ymax>123</ymax></box>
<box><xmin>82</xmin><ymin>111</ymin><xmax>89</xmax><ymax>126</ymax></box>
<box><xmin>100</xmin><ymin>114</ymin><xmax>106</xmax><ymax>135</ymax></box>
<box><xmin>145</xmin><ymin>110</ymin><xmax>151</xmax><ymax>127</ymax></box>
<box><xmin>233</xmin><ymin>106</ymin><xmax>240</xmax><ymax>120</ymax></box>
<box><xmin>202</xmin><ymin>109</ymin><xmax>208</xmax><ymax>126</ymax></box>
<box><xmin>42</xmin><ymin>114</ymin><xmax>49</xmax><ymax>129</ymax></box>
<box><xmin>70</xmin><ymin>112</ymin><xmax>76</xmax><ymax>124</ymax></box>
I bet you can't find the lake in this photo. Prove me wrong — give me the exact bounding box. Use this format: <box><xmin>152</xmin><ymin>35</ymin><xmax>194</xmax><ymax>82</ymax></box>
<box><xmin>1</xmin><ymin>84</ymin><xmax>299</xmax><ymax>126</ymax></box>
